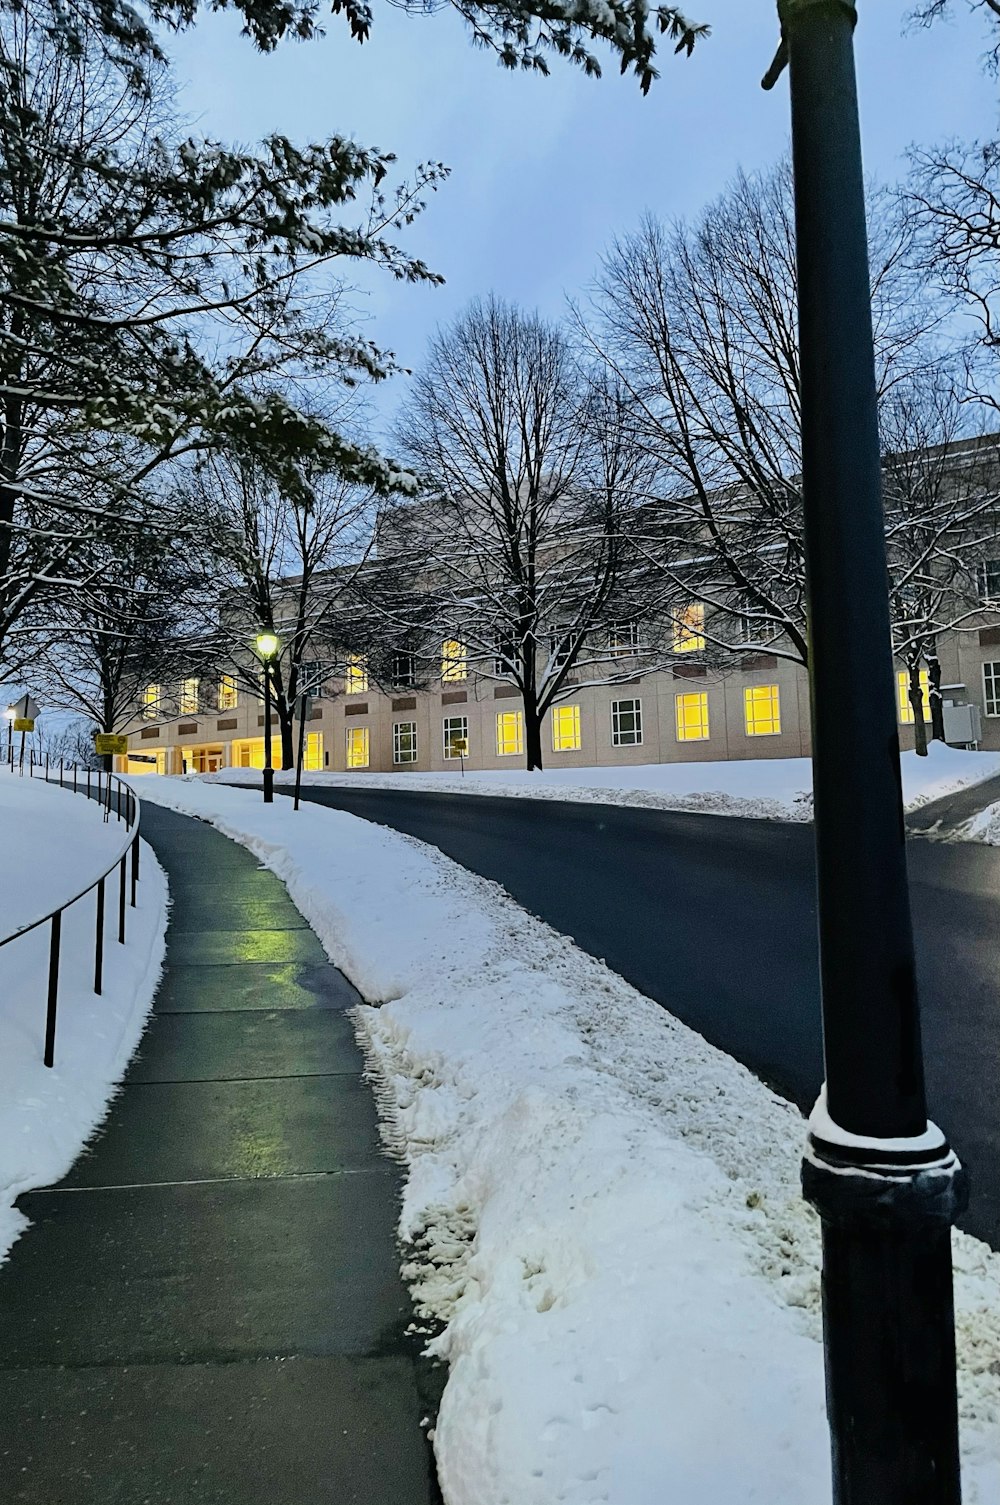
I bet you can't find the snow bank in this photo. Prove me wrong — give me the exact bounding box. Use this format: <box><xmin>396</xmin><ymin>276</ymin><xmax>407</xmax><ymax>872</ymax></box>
<box><xmin>137</xmin><ymin>775</ymin><xmax>1000</xmax><ymax>1503</ymax></box>
<box><xmin>210</xmin><ymin>742</ymin><xmax>1000</xmax><ymax>823</ymax></box>
<box><xmin>0</xmin><ymin>774</ymin><xmax>168</xmax><ymax>1264</ymax></box>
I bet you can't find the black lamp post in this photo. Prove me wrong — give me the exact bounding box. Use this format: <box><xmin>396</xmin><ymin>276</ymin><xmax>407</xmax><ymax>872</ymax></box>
<box><xmin>764</xmin><ymin>3</ymin><xmax>965</xmax><ymax>1501</ymax></box>
<box><xmin>256</xmin><ymin>631</ymin><xmax>279</xmax><ymax>804</ymax></box>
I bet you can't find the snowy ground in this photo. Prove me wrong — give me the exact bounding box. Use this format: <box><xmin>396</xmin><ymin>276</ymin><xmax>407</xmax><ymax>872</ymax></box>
<box><xmin>137</xmin><ymin>775</ymin><xmax>1000</xmax><ymax>1505</ymax></box>
<box><xmin>209</xmin><ymin>742</ymin><xmax>1000</xmax><ymax>823</ymax></box>
<box><xmin>0</xmin><ymin>771</ymin><xmax>168</xmax><ymax>1264</ymax></box>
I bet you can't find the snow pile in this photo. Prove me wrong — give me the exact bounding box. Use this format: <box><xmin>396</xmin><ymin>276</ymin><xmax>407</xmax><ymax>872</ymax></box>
<box><xmin>137</xmin><ymin>775</ymin><xmax>1000</xmax><ymax>1504</ymax></box>
<box><xmin>211</xmin><ymin>742</ymin><xmax>1000</xmax><ymax>823</ymax></box>
<box><xmin>0</xmin><ymin>773</ymin><xmax>168</xmax><ymax>1264</ymax></box>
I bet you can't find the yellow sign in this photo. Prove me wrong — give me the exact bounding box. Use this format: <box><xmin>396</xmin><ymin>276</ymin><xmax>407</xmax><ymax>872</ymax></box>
<box><xmin>94</xmin><ymin>733</ymin><xmax>129</xmax><ymax>755</ymax></box>
<box><xmin>451</xmin><ymin>738</ymin><xmax>469</xmax><ymax>756</ymax></box>
<box><xmin>12</xmin><ymin>718</ymin><xmax>34</xmax><ymax>732</ymax></box>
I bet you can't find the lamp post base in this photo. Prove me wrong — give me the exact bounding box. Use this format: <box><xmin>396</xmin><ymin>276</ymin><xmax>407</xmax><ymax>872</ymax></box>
<box><xmin>803</xmin><ymin>1139</ymin><xmax>967</xmax><ymax>1505</ymax></box>
<box><xmin>263</xmin><ymin>767</ymin><xmax>274</xmax><ymax>804</ymax></box>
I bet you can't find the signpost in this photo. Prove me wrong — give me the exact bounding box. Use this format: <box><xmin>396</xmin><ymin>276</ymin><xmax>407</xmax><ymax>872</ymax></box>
<box><xmin>451</xmin><ymin>736</ymin><xmax>468</xmax><ymax>777</ymax></box>
<box><xmin>9</xmin><ymin>693</ymin><xmax>40</xmax><ymax>770</ymax></box>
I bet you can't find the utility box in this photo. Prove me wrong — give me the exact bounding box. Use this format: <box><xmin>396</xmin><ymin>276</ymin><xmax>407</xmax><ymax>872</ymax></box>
<box><xmin>943</xmin><ymin>701</ymin><xmax>982</xmax><ymax>747</ymax></box>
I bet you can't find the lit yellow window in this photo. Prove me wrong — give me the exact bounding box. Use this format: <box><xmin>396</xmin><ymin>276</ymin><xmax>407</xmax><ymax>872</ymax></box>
<box><xmin>551</xmin><ymin>704</ymin><xmax>581</xmax><ymax>752</ymax></box>
<box><xmin>897</xmin><ymin>670</ymin><xmax>931</xmax><ymax>724</ymax></box>
<box><xmin>218</xmin><ymin>674</ymin><xmax>238</xmax><ymax>711</ymax></box>
<box><xmin>304</xmin><ymin>732</ymin><xmax>324</xmax><ymax>771</ymax></box>
<box><xmin>142</xmin><ymin>683</ymin><xmax>160</xmax><ymax>721</ymax></box>
<box><xmin>346</xmin><ymin>726</ymin><xmax>369</xmax><ymax>768</ymax></box>
<box><xmin>345</xmin><ymin>655</ymin><xmax>368</xmax><ymax>695</ymax></box>
<box><xmin>180</xmin><ymin>677</ymin><xmax>199</xmax><ymax>715</ymax></box>
<box><xmin>673</xmin><ymin>603</ymin><xmax>705</xmax><ymax>654</ymax></box>
<box><xmin>442</xmin><ymin>639</ymin><xmax>468</xmax><ymax>682</ymax></box>
<box><xmin>675</xmin><ymin>692</ymin><xmax>710</xmax><ymax>742</ymax></box>
<box><xmin>234</xmin><ymin>739</ymin><xmax>265</xmax><ymax>769</ymax></box>
<box><xmin>496</xmin><ymin>711</ymin><xmax>523</xmax><ymax>756</ymax></box>
<box><xmin>744</xmin><ymin>684</ymin><xmax>781</xmax><ymax>736</ymax></box>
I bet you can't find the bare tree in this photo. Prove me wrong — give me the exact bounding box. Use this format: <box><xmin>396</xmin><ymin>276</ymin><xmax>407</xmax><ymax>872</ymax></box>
<box><xmin>384</xmin><ymin>298</ymin><xmax>671</xmax><ymax>771</ymax></box>
<box><xmin>181</xmin><ymin>443</ymin><xmax>379</xmax><ymax>769</ymax></box>
<box><xmin>881</xmin><ymin>375</ymin><xmax>1000</xmax><ymax>751</ymax></box>
<box><xmin>582</xmin><ymin>160</ymin><xmax>942</xmax><ymax>674</ymax></box>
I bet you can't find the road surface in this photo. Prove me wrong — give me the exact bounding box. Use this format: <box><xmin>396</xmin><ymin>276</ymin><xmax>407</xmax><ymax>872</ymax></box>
<box><xmin>285</xmin><ymin>785</ymin><xmax>1000</xmax><ymax>1250</ymax></box>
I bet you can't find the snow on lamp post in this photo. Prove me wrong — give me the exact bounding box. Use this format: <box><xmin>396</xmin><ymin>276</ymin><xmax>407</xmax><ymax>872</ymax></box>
<box><xmin>256</xmin><ymin>632</ymin><xmax>280</xmax><ymax>804</ymax></box>
<box><xmin>763</xmin><ymin>4</ymin><xmax>964</xmax><ymax>1501</ymax></box>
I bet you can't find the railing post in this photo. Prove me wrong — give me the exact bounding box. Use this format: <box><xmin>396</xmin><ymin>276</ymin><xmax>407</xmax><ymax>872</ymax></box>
<box><xmin>59</xmin><ymin>758</ymin><xmax>63</xmax><ymax>788</ymax></box>
<box><xmin>73</xmin><ymin>763</ymin><xmax>77</xmax><ymax>794</ymax></box>
<box><xmin>95</xmin><ymin>876</ymin><xmax>105</xmax><ymax>994</ymax></box>
<box><xmin>43</xmin><ymin>911</ymin><xmax>62</xmax><ymax>1068</ymax></box>
<box><xmin>118</xmin><ymin>854</ymin><xmax>126</xmax><ymax>943</ymax></box>
<box><xmin>44</xmin><ymin>752</ymin><xmax>49</xmax><ymax>782</ymax></box>
<box><xmin>130</xmin><ymin>832</ymin><xmax>138</xmax><ymax>908</ymax></box>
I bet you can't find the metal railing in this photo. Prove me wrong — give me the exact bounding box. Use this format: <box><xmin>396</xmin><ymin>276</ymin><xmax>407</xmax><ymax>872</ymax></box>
<box><xmin>0</xmin><ymin>754</ymin><xmax>141</xmax><ymax>1068</ymax></box>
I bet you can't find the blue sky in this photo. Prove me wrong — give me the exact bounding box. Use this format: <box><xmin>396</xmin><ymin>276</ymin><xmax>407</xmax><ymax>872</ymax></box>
<box><xmin>171</xmin><ymin>1</ymin><xmax>998</xmax><ymax>440</ymax></box>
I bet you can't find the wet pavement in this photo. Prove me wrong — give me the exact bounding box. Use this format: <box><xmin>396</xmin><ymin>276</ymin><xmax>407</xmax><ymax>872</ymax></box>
<box><xmin>0</xmin><ymin>802</ymin><xmax>441</xmax><ymax>1504</ymax></box>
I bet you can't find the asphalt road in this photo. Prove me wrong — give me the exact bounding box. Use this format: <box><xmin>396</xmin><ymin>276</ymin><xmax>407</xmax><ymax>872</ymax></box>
<box><xmin>283</xmin><ymin>784</ymin><xmax>1000</xmax><ymax>1250</ymax></box>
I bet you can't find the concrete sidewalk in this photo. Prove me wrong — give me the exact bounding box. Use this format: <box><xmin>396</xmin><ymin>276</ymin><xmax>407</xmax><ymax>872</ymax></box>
<box><xmin>0</xmin><ymin>803</ymin><xmax>441</xmax><ymax>1504</ymax></box>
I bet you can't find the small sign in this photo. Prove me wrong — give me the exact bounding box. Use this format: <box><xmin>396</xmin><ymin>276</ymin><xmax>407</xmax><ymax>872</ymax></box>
<box><xmin>11</xmin><ymin>692</ymin><xmax>40</xmax><ymax>720</ymax></box>
<box><xmin>451</xmin><ymin>738</ymin><xmax>469</xmax><ymax>757</ymax></box>
<box><xmin>12</xmin><ymin>718</ymin><xmax>34</xmax><ymax>732</ymax></box>
<box><xmin>95</xmin><ymin>733</ymin><xmax>130</xmax><ymax>756</ymax></box>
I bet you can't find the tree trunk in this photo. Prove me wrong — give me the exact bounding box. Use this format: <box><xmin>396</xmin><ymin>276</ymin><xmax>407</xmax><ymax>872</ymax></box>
<box><xmin>908</xmin><ymin>663</ymin><xmax>928</xmax><ymax>756</ymax></box>
<box><xmin>926</xmin><ymin>652</ymin><xmax>945</xmax><ymax>743</ymax></box>
<box><xmin>276</xmin><ymin>693</ymin><xmax>294</xmax><ymax>770</ymax></box>
<box><xmin>524</xmin><ymin>702</ymin><xmax>544</xmax><ymax>772</ymax></box>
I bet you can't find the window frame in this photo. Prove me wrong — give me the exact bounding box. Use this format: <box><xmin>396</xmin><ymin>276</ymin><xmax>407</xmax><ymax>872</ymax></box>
<box><xmin>551</xmin><ymin>703</ymin><xmax>581</xmax><ymax>753</ymax></box>
<box><xmin>496</xmin><ymin>710</ymin><xmax>524</xmax><ymax>757</ymax></box>
<box><xmin>608</xmin><ymin>621</ymin><xmax>639</xmax><ymax>657</ymax></box>
<box><xmin>977</xmin><ymin>558</ymin><xmax>1000</xmax><ymax>604</ymax></box>
<box><xmin>983</xmin><ymin>662</ymin><xmax>1000</xmax><ymax>718</ymax></box>
<box><xmin>441</xmin><ymin>639</ymin><xmax>468</xmax><ymax>684</ymax></box>
<box><xmin>673</xmin><ymin>602</ymin><xmax>706</xmax><ymax>655</ymax></box>
<box><xmin>611</xmin><ymin>697</ymin><xmax>643</xmax><ymax>747</ymax></box>
<box><xmin>390</xmin><ymin>650</ymin><xmax>416</xmax><ymax>690</ymax></box>
<box><xmin>344</xmin><ymin>654</ymin><xmax>369</xmax><ymax>696</ymax></box>
<box><xmin>675</xmin><ymin>690</ymin><xmax>710</xmax><ymax>743</ymax></box>
<box><xmin>896</xmin><ymin>669</ymin><xmax>932</xmax><ymax>725</ymax></box>
<box><xmin>443</xmin><ymin>715</ymin><xmax>469</xmax><ymax>759</ymax></box>
<box><xmin>393</xmin><ymin>720</ymin><xmax>419</xmax><ymax>764</ymax></box>
<box><xmin>141</xmin><ymin>683</ymin><xmax>161</xmax><ymax>722</ymax></box>
<box><xmin>744</xmin><ymin>683</ymin><xmax>782</xmax><ymax>737</ymax></box>
<box><xmin>179</xmin><ymin>677</ymin><xmax>200</xmax><ymax>716</ymax></box>
<box><xmin>217</xmin><ymin>674</ymin><xmax>238</xmax><ymax>712</ymax></box>
<box><xmin>345</xmin><ymin>725</ymin><xmax>370</xmax><ymax>768</ymax></box>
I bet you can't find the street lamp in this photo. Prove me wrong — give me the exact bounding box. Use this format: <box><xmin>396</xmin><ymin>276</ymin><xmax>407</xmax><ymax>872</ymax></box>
<box><xmin>256</xmin><ymin>631</ymin><xmax>280</xmax><ymax>804</ymax></box>
<box><xmin>764</xmin><ymin>3</ymin><xmax>964</xmax><ymax>1502</ymax></box>
<box><xmin>3</xmin><ymin>705</ymin><xmax>13</xmax><ymax>762</ymax></box>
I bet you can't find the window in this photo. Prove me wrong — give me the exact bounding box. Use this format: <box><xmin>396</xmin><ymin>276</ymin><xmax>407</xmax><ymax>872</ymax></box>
<box><xmin>977</xmin><ymin>559</ymin><xmax>1000</xmax><ymax>603</ymax></box>
<box><xmin>390</xmin><ymin>651</ymin><xmax>416</xmax><ymax>690</ymax></box>
<box><xmin>141</xmin><ymin>683</ymin><xmax>160</xmax><ymax>722</ymax></box>
<box><xmin>611</xmin><ymin>698</ymin><xmax>643</xmax><ymax>747</ymax></box>
<box><xmin>234</xmin><ymin>739</ymin><xmax>265</xmax><ymax>770</ymax></box>
<box><xmin>441</xmin><ymin>639</ymin><xmax>468</xmax><ymax>683</ymax></box>
<box><xmin>179</xmin><ymin>677</ymin><xmax>200</xmax><ymax>715</ymax></box>
<box><xmin>443</xmin><ymin>716</ymin><xmax>469</xmax><ymax>759</ymax></box>
<box><xmin>218</xmin><ymin>674</ymin><xmax>238</xmax><ymax>711</ymax></box>
<box><xmin>676</xmin><ymin>692</ymin><xmax>710</xmax><ymax>742</ymax></box>
<box><xmin>736</xmin><ymin>612</ymin><xmax>778</xmax><ymax>646</ymax></box>
<box><xmin>303</xmin><ymin>732</ymin><xmax>324</xmax><ymax>771</ymax></box>
<box><xmin>744</xmin><ymin>684</ymin><xmax>781</xmax><ymax>736</ymax></box>
<box><xmin>346</xmin><ymin>726</ymin><xmax>369</xmax><ymax>768</ymax></box>
<box><xmin>673</xmin><ymin>602</ymin><xmax>705</xmax><ymax>654</ymax></box>
<box><xmin>300</xmin><ymin>661</ymin><xmax>327</xmax><ymax>698</ymax></box>
<box><xmin>548</xmin><ymin>631</ymin><xmax>571</xmax><ymax>672</ymax></box>
<box><xmin>494</xmin><ymin>636</ymin><xmax>517</xmax><ymax>677</ymax></box>
<box><xmin>393</xmin><ymin>721</ymin><xmax>418</xmax><ymax>764</ymax></box>
<box><xmin>897</xmin><ymin>670</ymin><xmax>931</xmax><ymax>724</ymax></box>
<box><xmin>551</xmin><ymin>704</ymin><xmax>581</xmax><ymax>752</ymax></box>
<box><xmin>345</xmin><ymin>655</ymin><xmax>368</xmax><ymax>695</ymax></box>
<box><xmin>608</xmin><ymin>622</ymin><xmax>639</xmax><ymax>657</ymax></box>
<box><xmin>496</xmin><ymin>711</ymin><xmax>524</xmax><ymax>756</ymax></box>
<box><xmin>984</xmin><ymin>663</ymin><xmax>1000</xmax><ymax>717</ymax></box>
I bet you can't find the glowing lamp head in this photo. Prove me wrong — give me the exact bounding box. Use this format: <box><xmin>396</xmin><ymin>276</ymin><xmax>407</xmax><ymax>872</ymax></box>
<box><xmin>256</xmin><ymin>631</ymin><xmax>279</xmax><ymax>660</ymax></box>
